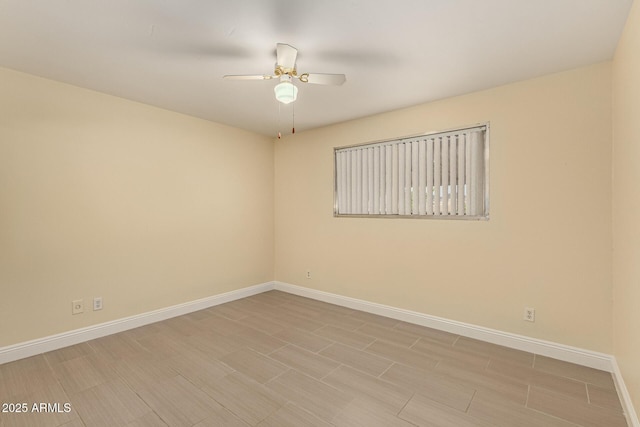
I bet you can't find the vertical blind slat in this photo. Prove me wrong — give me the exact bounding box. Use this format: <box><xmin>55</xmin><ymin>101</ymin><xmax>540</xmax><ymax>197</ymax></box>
<box><xmin>470</xmin><ymin>130</ymin><xmax>484</xmax><ymax>216</ymax></box>
<box><xmin>336</xmin><ymin>151</ymin><xmax>343</xmax><ymax>213</ymax></box>
<box><xmin>465</xmin><ymin>132</ymin><xmax>471</xmax><ymax>215</ymax></box>
<box><xmin>426</xmin><ymin>138</ymin><xmax>434</xmax><ymax>215</ymax></box>
<box><xmin>345</xmin><ymin>152</ymin><xmax>353</xmax><ymax>213</ymax></box>
<box><xmin>356</xmin><ymin>149</ymin><xmax>362</xmax><ymax>214</ymax></box>
<box><xmin>411</xmin><ymin>140</ymin><xmax>419</xmax><ymax>214</ymax></box>
<box><xmin>386</xmin><ymin>145</ymin><xmax>393</xmax><ymax>214</ymax></box>
<box><xmin>404</xmin><ymin>144</ymin><xmax>412</xmax><ymax>214</ymax></box>
<box><xmin>351</xmin><ymin>150</ymin><xmax>358</xmax><ymax>214</ymax></box>
<box><xmin>418</xmin><ymin>139</ymin><xmax>427</xmax><ymax>215</ymax></box>
<box><xmin>398</xmin><ymin>143</ymin><xmax>405</xmax><ymax>215</ymax></box>
<box><xmin>457</xmin><ymin>134</ymin><xmax>466</xmax><ymax>215</ymax></box>
<box><xmin>344</xmin><ymin>151</ymin><xmax>350</xmax><ymax>214</ymax></box>
<box><xmin>368</xmin><ymin>148</ymin><xmax>374</xmax><ymax>214</ymax></box>
<box><xmin>373</xmin><ymin>146</ymin><xmax>380</xmax><ymax>214</ymax></box>
<box><xmin>450</xmin><ymin>135</ymin><xmax>457</xmax><ymax>214</ymax></box>
<box><xmin>391</xmin><ymin>144</ymin><xmax>399</xmax><ymax>214</ymax></box>
<box><xmin>434</xmin><ymin>137</ymin><xmax>441</xmax><ymax>216</ymax></box>
<box><xmin>442</xmin><ymin>136</ymin><xmax>449</xmax><ymax>215</ymax></box>
<box><xmin>380</xmin><ymin>145</ymin><xmax>387</xmax><ymax>214</ymax></box>
<box><xmin>361</xmin><ymin>148</ymin><xmax>368</xmax><ymax>215</ymax></box>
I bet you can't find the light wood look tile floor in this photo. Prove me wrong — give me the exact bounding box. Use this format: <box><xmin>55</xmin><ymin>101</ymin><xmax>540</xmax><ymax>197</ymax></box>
<box><xmin>0</xmin><ymin>291</ymin><xmax>628</xmax><ymax>427</ymax></box>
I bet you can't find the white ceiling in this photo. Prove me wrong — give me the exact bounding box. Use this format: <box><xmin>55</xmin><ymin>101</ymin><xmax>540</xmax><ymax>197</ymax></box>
<box><xmin>0</xmin><ymin>0</ymin><xmax>633</xmax><ymax>137</ymax></box>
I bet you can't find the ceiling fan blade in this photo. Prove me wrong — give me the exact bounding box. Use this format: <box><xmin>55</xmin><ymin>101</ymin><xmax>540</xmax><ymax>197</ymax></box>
<box><xmin>223</xmin><ymin>74</ymin><xmax>275</xmax><ymax>80</ymax></box>
<box><xmin>299</xmin><ymin>73</ymin><xmax>346</xmax><ymax>85</ymax></box>
<box><xmin>276</xmin><ymin>43</ymin><xmax>298</xmax><ymax>70</ymax></box>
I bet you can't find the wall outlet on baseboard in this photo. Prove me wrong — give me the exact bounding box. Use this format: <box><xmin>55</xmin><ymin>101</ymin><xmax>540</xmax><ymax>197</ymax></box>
<box><xmin>306</xmin><ymin>270</ymin><xmax>312</xmax><ymax>279</ymax></box>
<box><xmin>93</xmin><ymin>297</ymin><xmax>103</xmax><ymax>311</ymax></box>
<box><xmin>524</xmin><ymin>307</ymin><xmax>535</xmax><ymax>322</ymax></box>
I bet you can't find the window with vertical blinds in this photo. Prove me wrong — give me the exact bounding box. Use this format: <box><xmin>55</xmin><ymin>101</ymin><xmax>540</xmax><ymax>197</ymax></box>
<box><xmin>334</xmin><ymin>124</ymin><xmax>489</xmax><ymax>219</ymax></box>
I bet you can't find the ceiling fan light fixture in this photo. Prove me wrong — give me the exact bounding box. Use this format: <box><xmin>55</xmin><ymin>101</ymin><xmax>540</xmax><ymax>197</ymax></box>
<box><xmin>274</xmin><ymin>78</ymin><xmax>298</xmax><ymax>104</ymax></box>
<box><xmin>225</xmin><ymin>43</ymin><xmax>345</xmax><ymax>106</ymax></box>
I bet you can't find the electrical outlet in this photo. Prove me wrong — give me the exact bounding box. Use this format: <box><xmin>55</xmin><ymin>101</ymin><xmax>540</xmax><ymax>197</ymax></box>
<box><xmin>524</xmin><ymin>307</ymin><xmax>535</xmax><ymax>322</ymax></box>
<box><xmin>72</xmin><ymin>299</ymin><xmax>84</xmax><ymax>315</ymax></box>
<box><xmin>93</xmin><ymin>297</ymin><xmax>103</xmax><ymax>311</ymax></box>
<box><xmin>306</xmin><ymin>270</ymin><xmax>312</xmax><ymax>279</ymax></box>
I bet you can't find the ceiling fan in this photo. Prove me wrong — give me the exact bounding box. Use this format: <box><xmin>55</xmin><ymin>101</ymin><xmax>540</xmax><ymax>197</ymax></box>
<box><xmin>223</xmin><ymin>43</ymin><xmax>346</xmax><ymax>104</ymax></box>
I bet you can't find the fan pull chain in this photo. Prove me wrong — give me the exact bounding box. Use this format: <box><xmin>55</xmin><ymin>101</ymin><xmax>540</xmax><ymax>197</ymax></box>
<box><xmin>277</xmin><ymin>99</ymin><xmax>282</xmax><ymax>139</ymax></box>
<box><xmin>292</xmin><ymin>97</ymin><xmax>295</xmax><ymax>134</ymax></box>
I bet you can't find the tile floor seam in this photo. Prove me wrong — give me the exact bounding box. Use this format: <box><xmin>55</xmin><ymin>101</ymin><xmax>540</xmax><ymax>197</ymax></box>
<box><xmin>481</xmin><ymin>357</ymin><xmax>491</xmax><ymax>370</ymax></box>
<box><xmin>263</xmin><ymin>367</ymin><xmax>292</xmax><ymax>386</ymax></box>
<box><xmin>525</xmin><ymin>404</ymin><xmax>585</xmax><ymax>427</ymax></box>
<box><xmin>451</xmin><ymin>335</ymin><xmax>462</xmax><ymax>346</ymax></box>
<box><xmin>376</xmin><ymin>361</ymin><xmax>397</xmax><ymax>379</ymax></box>
<box><xmin>130</xmin><ymin>389</ymin><xmax>169</xmax><ymax>427</ymax></box>
<box><xmin>396</xmin><ymin>390</ymin><xmax>417</xmax><ymax>416</ymax></box>
<box><xmin>312</xmin><ymin>340</ymin><xmax>336</xmax><ymax>354</ymax></box>
<box><xmin>464</xmin><ymin>389</ymin><xmax>478</xmax><ymax>413</ymax></box>
<box><xmin>319</xmin><ymin>363</ymin><xmax>345</xmax><ymax>381</ymax></box>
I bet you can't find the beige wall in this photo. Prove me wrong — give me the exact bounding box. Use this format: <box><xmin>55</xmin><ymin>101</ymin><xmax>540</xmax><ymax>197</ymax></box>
<box><xmin>275</xmin><ymin>62</ymin><xmax>613</xmax><ymax>352</ymax></box>
<box><xmin>0</xmin><ymin>67</ymin><xmax>274</xmax><ymax>347</ymax></box>
<box><xmin>613</xmin><ymin>0</ymin><xmax>640</xmax><ymax>413</ymax></box>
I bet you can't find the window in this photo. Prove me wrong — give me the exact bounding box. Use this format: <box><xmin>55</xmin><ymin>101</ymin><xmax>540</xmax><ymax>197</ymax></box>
<box><xmin>334</xmin><ymin>124</ymin><xmax>489</xmax><ymax>219</ymax></box>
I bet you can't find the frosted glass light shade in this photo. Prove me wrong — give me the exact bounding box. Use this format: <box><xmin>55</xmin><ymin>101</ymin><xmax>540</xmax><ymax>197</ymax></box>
<box><xmin>274</xmin><ymin>81</ymin><xmax>298</xmax><ymax>104</ymax></box>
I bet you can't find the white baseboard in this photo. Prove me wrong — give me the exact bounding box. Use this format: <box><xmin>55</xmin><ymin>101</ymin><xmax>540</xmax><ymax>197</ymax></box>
<box><xmin>0</xmin><ymin>281</ymin><xmax>274</xmax><ymax>365</ymax></box>
<box><xmin>273</xmin><ymin>281</ymin><xmax>639</xmax><ymax>426</ymax></box>
<box><xmin>612</xmin><ymin>358</ymin><xmax>640</xmax><ymax>427</ymax></box>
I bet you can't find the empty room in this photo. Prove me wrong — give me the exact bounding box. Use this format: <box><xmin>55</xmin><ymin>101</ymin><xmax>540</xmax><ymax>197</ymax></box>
<box><xmin>1</xmin><ymin>1</ymin><xmax>639</xmax><ymax>426</ymax></box>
